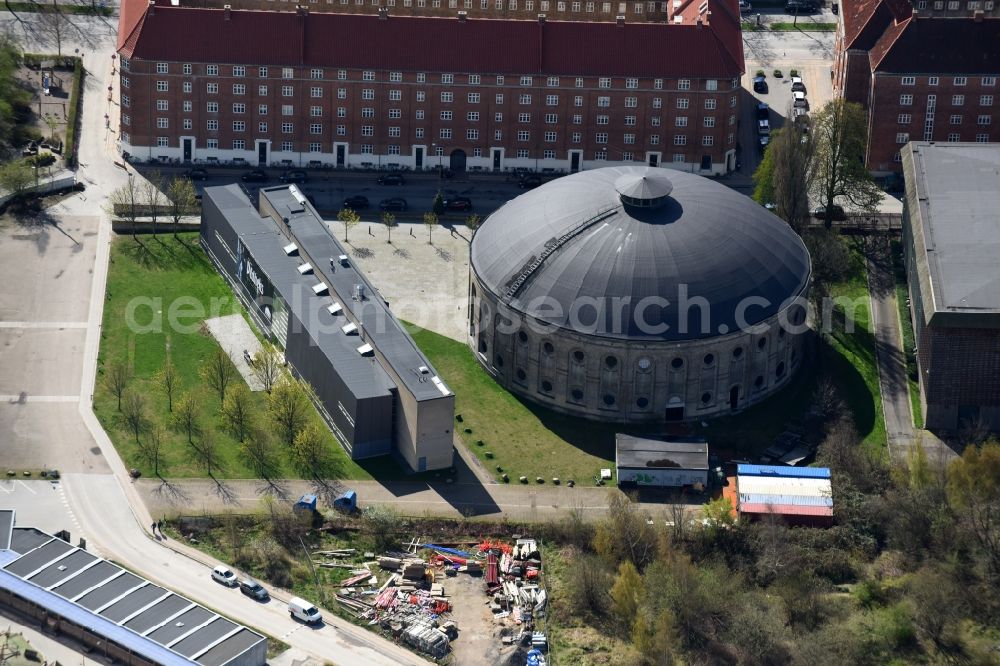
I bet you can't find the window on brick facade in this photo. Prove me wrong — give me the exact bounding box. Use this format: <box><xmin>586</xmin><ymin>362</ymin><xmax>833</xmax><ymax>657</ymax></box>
<box><xmin>361</xmin><ymin>144</ymin><xmax>374</xmax><ymax>154</ymax></box>
<box><xmin>520</xmin><ymin>75</ymin><xmax>533</xmax><ymax>86</ymax></box>
<box><xmin>954</xmin><ymin>76</ymin><xmax>967</xmax><ymax>86</ymax></box>
<box><xmin>900</xmin><ymin>94</ymin><xmax>913</xmax><ymax>106</ymax></box>
<box><xmin>440</xmin><ymin>128</ymin><xmax>452</xmax><ymax>138</ymax></box>
<box><xmin>898</xmin><ymin>113</ymin><xmax>912</xmax><ymax>123</ymax></box>
<box><xmin>182</xmin><ymin>64</ymin><xmax>192</xmax><ymax>75</ymax></box>
<box><xmin>981</xmin><ymin>95</ymin><xmax>994</xmax><ymax>106</ymax></box>
<box><xmin>282</xmin><ymin>105</ymin><xmax>294</xmax><ymax>116</ymax></box>
<box><xmin>948</xmin><ymin>132</ymin><xmax>960</xmax><ymax>141</ymax></box>
<box><xmin>519</xmin><ymin>94</ymin><xmax>532</xmax><ymax>105</ymax></box>
<box><xmin>545</xmin><ymin>113</ymin><xmax>558</xmax><ymax>123</ymax></box>
<box><xmin>233</xmin><ymin>103</ymin><xmax>246</xmax><ymax>114</ymax></box>
<box><xmin>896</xmin><ymin>132</ymin><xmax>910</xmax><ymax>144</ymax></box>
<box><xmin>977</xmin><ymin>133</ymin><xmax>990</xmax><ymax>142</ymax></box>
<box><xmin>183</xmin><ymin>119</ymin><xmax>192</xmax><ymax>130</ymax></box>
<box><xmin>441</xmin><ymin>92</ymin><xmax>454</xmax><ymax>102</ymax></box>
<box><xmin>120</xmin><ymin>57</ymin><xmax>129</xmax><ymax>70</ymax></box>
<box><xmin>310</xmin><ymin>69</ymin><xmax>323</xmax><ymax>80</ymax></box>
<box><xmin>929</xmin><ymin>76</ymin><xmax>939</xmax><ymax>86</ymax></box>
<box><xmin>183</xmin><ymin>100</ymin><xmax>192</xmax><ymax>112</ymax></box>
<box><xmin>415</xmin><ymin>110</ymin><xmax>425</xmax><ymax>119</ymax></box>
<box><xmin>596</xmin><ymin>115</ymin><xmax>609</xmax><ymax>125</ymax></box>
<box><xmin>282</xmin><ymin>123</ymin><xmax>293</xmax><ymax>133</ymax></box>
<box><xmin>494</xmin><ymin>130</ymin><xmax>502</xmax><ymax>140</ymax></box>
<box><xmin>702</xmin><ymin>135</ymin><xmax>713</xmax><ymax>146</ymax></box>
<box><xmin>625</xmin><ymin>96</ymin><xmax>637</xmax><ymax>107</ymax></box>
<box><xmin>259</xmin><ymin>67</ymin><xmax>268</xmax><ymax>78</ymax></box>
<box><xmin>441</xmin><ymin>110</ymin><xmax>453</xmax><ymax>120</ymax></box>
<box><xmin>207</xmin><ymin>120</ymin><xmax>218</xmax><ymax>130</ymax></box>
<box><xmin>950</xmin><ymin>114</ymin><xmax>963</xmax><ymax>124</ymax></box>
<box><xmin>546</xmin><ymin>95</ymin><xmax>558</xmax><ymax>106</ymax></box>
<box><xmin>441</xmin><ymin>73</ymin><xmax>454</xmax><ymax>84</ymax></box>
<box><xmin>705</xmin><ymin>98</ymin><xmax>717</xmax><ymax>109</ymax></box>
<box><xmin>518</xmin><ymin>149</ymin><xmax>530</xmax><ymax>158</ymax></box>
<box><xmin>207</xmin><ymin>102</ymin><xmax>219</xmax><ymax>113</ymax></box>
<box><xmin>468</xmin><ymin>74</ymin><xmax>481</xmax><ymax>85</ymax></box>
<box><xmin>574</xmin><ymin>96</ymin><xmax>583</xmax><ymax>107</ymax></box>
<box><xmin>233</xmin><ymin>66</ymin><xmax>246</xmax><ymax>77</ymax></box>
<box><xmin>984</xmin><ymin>77</ymin><xmax>997</xmax><ymax>87</ymax></box>
<box><xmin>544</xmin><ymin>149</ymin><xmax>556</xmax><ymax>159</ymax></box>
<box><xmin>389</xmin><ymin>109</ymin><xmax>401</xmax><ymax>119</ymax></box>
<box><xmin>901</xmin><ymin>76</ymin><xmax>915</xmax><ymax>86</ymax></box>
<box><xmin>207</xmin><ymin>65</ymin><xmax>218</xmax><ymax>76</ymax></box>
<box><xmin>595</xmin><ymin>132</ymin><xmax>608</xmax><ymax>143</ymax></box>
<box><xmin>572</xmin><ymin>132</ymin><xmax>582</xmax><ymax>143</ymax></box>
<box><xmin>598</xmin><ymin>77</ymin><xmax>611</xmax><ymax>88</ymax></box>
<box><xmin>258</xmin><ymin>122</ymin><xmax>267</xmax><ymax>132</ymax></box>
<box><xmin>597</xmin><ymin>96</ymin><xmax>610</xmax><ymax>107</ymax></box>
<box><xmin>282</xmin><ymin>68</ymin><xmax>294</xmax><ymax>78</ymax></box>
<box><xmin>546</xmin><ymin>76</ymin><xmax>559</xmax><ymax>87</ymax></box>
<box><xmin>280</xmin><ymin>85</ymin><xmax>292</xmax><ymax>97</ymax></box>
<box><xmin>594</xmin><ymin>150</ymin><xmax>606</xmax><ymax>160</ymax></box>
<box><xmin>259</xmin><ymin>104</ymin><xmax>268</xmax><ymax>115</ymax></box>
<box><xmin>469</xmin><ymin>93</ymin><xmax>481</xmax><ymax>103</ymax></box>
<box><xmin>157</xmin><ymin>136</ymin><xmax>169</xmax><ymax>147</ymax></box>
<box><xmin>651</xmin><ymin>116</ymin><xmax>660</xmax><ymax>126</ymax></box>
<box><xmin>622</xmin><ymin>151</ymin><xmax>633</xmax><ymax>161</ymax></box>
<box><xmin>156</xmin><ymin>100</ymin><xmax>168</xmax><ymax>111</ymax></box>
<box><xmin>977</xmin><ymin>114</ymin><xmax>992</xmax><ymax>125</ymax></box>
<box><xmin>360</xmin><ymin>89</ymin><xmax>373</xmax><ymax>100</ymax></box>
<box><xmin>156</xmin><ymin>117</ymin><xmax>168</xmax><ymax>128</ymax></box>
<box><xmin>156</xmin><ymin>81</ymin><xmax>168</xmax><ymax>92</ymax></box>
<box><xmin>310</xmin><ymin>87</ymin><xmax>322</xmax><ymax>98</ymax></box>
<box><xmin>519</xmin><ymin>112</ymin><xmax>531</xmax><ymax>122</ymax></box>
<box><xmin>675</xmin><ymin>116</ymin><xmax>688</xmax><ymax>127</ymax></box>
<box><xmin>205</xmin><ymin>138</ymin><xmax>217</xmax><ymax>149</ymax></box>
<box><xmin>183</xmin><ymin>82</ymin><xmax>192</xmax><ymax>93</ymax></box>
<box><xmin>232</xmin><ymin>121</ymin><xmax>245</xmax><ymax>132</ymax></box>
<box><xmin>495</xmin><ymin>112</ymin><xmax>503</xmax><ymax>122</ymax></box>
<box><xmin>623</xmin><ymin>133</ymin><xmax>635</xmax><ymax>144</ymax></box>
<box><xmin>705</xmin><ymin>79</ymin><xmax>718</xmax><ymax>91</ymax></box>
<box><xmin>677</xmin><ymin>98</ymin><xmax>689</xmax><ymax>109</ymax></box>
<box><xmin>467</xmin><ymin>111</ymin><xmax>480</xmax><ymax>121</ymax></box>
<box><xmin>309</xmin><ymin>124</ymin><xmax>322</xmax><ymax>134</ymax></box>
<box><xmin>953</xmin><ymin>95</ymin><xmax>965</xmax><ymax>105</ymax></box>
<box><xmin>337</xmin><ymin>126</ymin><xmax>346</xmax><ymax>136</ymax></box>
<box><xmin>388</xmin><ymin>144</ymin><xmax>401</xmax><ymax>155</ymax></box>
<box><xmin>467</xmin><ymin>129</ymin><xmax>479</xmax><ymax>140</ymax></box>
<box><xmin>517</xmin><ymin>130</ymin><xmax>530</xmax><ymax>141</ymax></box>
<box><xmin>233</xmin><ymin>140</ymin><xmax>245</xmax><ymax>150</ymax></box>
<box><xmin>678</xmin><ymin>79</ymin><xmax>691</xmax><ymax>90</ymax></box>
<box><xmin>310</xmin><ymin>105</ymin><xmax>322</xmax><ymax>116</ymax></box>
<box><xmin>703</xmin><ymin>116</ymin><xmax>715</xmax><ymax>127</ymax></box>
<box><xmin>626</xmin><ymin>78</ymin><xmax>638</xmax><ymax>89</ymax></box>
<box><xmin>281</xmin><ymin>141</ymin><xmax>293</xmax><ymax>151</ymax></box>
<box><xmin>674</xmin><ymin>135</ymin><xmax>686</xmax><ymax>145</ymax></box>
<box><xmin>544</xmin><ymin>131</ymin><xmax>557</xmax><ymax>142</ymax></box>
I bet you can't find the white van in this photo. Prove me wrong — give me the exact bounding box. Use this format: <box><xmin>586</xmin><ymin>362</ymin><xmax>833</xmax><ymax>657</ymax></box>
<box><xmin>288</xmin><ymin>597</ymin><xmax>322</xmax><ymax>624</ymax></box>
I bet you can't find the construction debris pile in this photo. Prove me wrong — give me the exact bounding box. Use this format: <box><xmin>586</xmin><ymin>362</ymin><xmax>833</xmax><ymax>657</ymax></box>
<box><xmin>483</xmin><ymin>538</ymin><xmax>548</xmax><ymax>660</ymax></box>
<box><xmin>327</xmin><ymin>537</ymin><xmax>549</xmax><ymax>663</ymax></box>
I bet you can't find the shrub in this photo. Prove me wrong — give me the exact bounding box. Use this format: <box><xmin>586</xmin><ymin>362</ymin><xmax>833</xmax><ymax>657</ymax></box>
<box><xmin>64</xmin><ymin>57</ymin><xmax>83</xmax><ymax>168</ymax></box>
<box><xmin>790</xmin><ymin>68</ymin><xmax>800</xmax><ymax>77</ymax></box>
<box><xmin>773</xmin><ymin>69</ymin><xmax>784</xmax><ymax>78</ymax></box>
<box><xmin>756</xmin><ymin>69</ymin><xmax>766</xmax><ymax>77</ymax></box>
<box><xmin>28</xmin><ymin>153</ymin><xmax>56</xmax><ymax>168</ymax></box>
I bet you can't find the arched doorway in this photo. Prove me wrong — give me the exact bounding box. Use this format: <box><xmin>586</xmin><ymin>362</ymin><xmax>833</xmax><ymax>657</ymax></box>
<box><xmin>729</xmin><ymin>385</ymin><xmax>740</xmax><ymax>410</ymax></box>
<box><xmin>449</xmin><ymin>149</ymin><xmax>467</xmax><ymax>173</ymax></box>
<box><xmin>665</xmin><ymin>396</ymin><xmax>684</xmax><ymax>421</ymax></box>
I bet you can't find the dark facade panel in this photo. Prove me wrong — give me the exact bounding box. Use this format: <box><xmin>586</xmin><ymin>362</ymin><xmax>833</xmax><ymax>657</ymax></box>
<box><xmin>145</xmin><ymin>606</ymin><xmax>214</xmax><ymax>644</ymax></box>
<box><xmin>52</xmin><ymin>561</ymin><xmax>121</xmax><ymax>600</ymax></box>
<box><xmin>3</xmin><ymin>539</ymin><xmax>73</xmax><ymax>577</ymax></box>
<box><xmin>123</xmin><ymin>594</ymin><xmax>192</xmax><ymax>634</ymax></box>
<box><xmin>99</xmin><ymin>585</ymin><xmax>167</xmax><ymax>622</ymax></box>
<box><xmin>172</xmin><ymin>617</ymin><xmax>239</xmax><ymax>657</ymax></box>
<box><xmin>8</xmin><ymin>528</ymin><xmax>50</xmax><ymax>556</ymax></box>
<box><xmin>197</xmin><ymin>629</ymin><xmax>268</xmax><ymax>666</ymax></box>
<box><xmin>75</xmin><ymin>572</ymin><xmax>143</xmax><ymax>611</ymax></box>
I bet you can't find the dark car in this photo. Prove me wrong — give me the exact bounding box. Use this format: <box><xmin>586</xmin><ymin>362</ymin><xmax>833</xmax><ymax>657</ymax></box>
<box><xmin>785</xmin><ymin>0</ymin><xmax>817</xmax><ymax>12</ymax></box>
<box><xmin>377</xmin><ymin>173</ymin><xmax>405</xmax><ymax>186</ymax></box>
<box><xmin>518</xmin><ymin>175</ymin><xmax>542</xmax><ymax>189</ymax></box>
<box><xmin>379</xmin><ymin>197</ymin><xmax>408</xmax><ymax>211</ymax></box>
<box><xmin>813</xmin><ymin>204</ymin><xmax>847</xmax><ymax>221</ymax></box>
<box><xmin>241</xmin><ymin>169</ymin><xmax>268</xmax><ymax>183</ymax></box>
<box><xmin>239</xmin><ymin>578</ymin><xmax>269</xmax><ymax>601</ymax></box>
<box><xmin>444</xmin><ymin>197</ymin><xmax>473</xmax><ymax>212</ymax></box>
<box><xmin>755</xmin><ymin>102</ymin><xmax>770</xmax><ymax>121</ymax></box>
<box><xmin>186</xmin><ymin>167</ymin><xmax>208</xmax><ymax>181</ymax></box>
<box><xmin>753</xmin><ymin>76</ymin><xmax>768</xmax><ymax>94</ymax></box>
<box><xmin>279</xmin><ymin>170</ymin><xmax>308</xmax><ymax>183</ymax></box>
<box><xmin>342</xmin><ymin>195</ymin><xmax>370</xmax><ymax>210</ymax></box>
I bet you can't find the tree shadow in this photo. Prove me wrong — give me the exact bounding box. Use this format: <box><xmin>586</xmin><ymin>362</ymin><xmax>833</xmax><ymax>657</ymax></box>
<box><xmin>351</xmin><ymin>246</ymin><xmax>375</xmax><ymax>260</ymax></box>
<box><xmin>208</xmin><ymin>473</ymin><xmax>239</xmax><ymax>505</ymax></box>
<box><xmin>150</xmin><ymin>477</ymin><xmax>192</xmax><ymax>505</ymax></box>
<box><xmin>392</xmin><ymin>246</ymin><xmax>411</xmax><ymax>259</ymax></box>
<box><xmin>435</xmin><ymin>246</ymin><xmax>453</xmax><ymax>262</ymax></box>
<box><xmin>256</xmin><ymin>478</ymin><xmax>290</xmax><ymax>500</ymax></box>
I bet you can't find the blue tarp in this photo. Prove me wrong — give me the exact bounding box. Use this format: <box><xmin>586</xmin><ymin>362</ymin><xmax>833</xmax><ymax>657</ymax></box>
<box><xmin>420</xmin><ymin>544</ymin><xmax>474</xmax><ymax>559</ymax></box>
<box><xmin>527</xmin><ymin>648</ymin><xmax>544</xmax><ymax>666</ymax></box>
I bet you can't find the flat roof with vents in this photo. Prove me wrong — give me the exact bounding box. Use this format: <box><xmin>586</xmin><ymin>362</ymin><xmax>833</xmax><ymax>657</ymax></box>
<box><xmin>0</xmin><ymin>511</ymin><xmax>267</xmax><ymax>666</ymax></box>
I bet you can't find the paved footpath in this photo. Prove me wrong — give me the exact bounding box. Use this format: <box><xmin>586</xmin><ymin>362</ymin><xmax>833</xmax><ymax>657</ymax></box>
<box><xmin>864</xmin><ymin>236</ymin><xmax>957</xmax><ymax>464</ymax></box>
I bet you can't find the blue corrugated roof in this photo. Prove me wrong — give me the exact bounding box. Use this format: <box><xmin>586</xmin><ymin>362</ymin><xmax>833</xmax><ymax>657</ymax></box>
<box><xmin>737</xmin><ymin>464</ymin><xmax>831</xmax><ymax>479</ymax></box>
<box><xmin>0</xmin><ymin>568</ymin><xmax>195</xmax><ymax>666</ymax></box>
<box><xmin>738</xmin><ymin>493</ymin><xmax>833</xmax><ymax>507</ymax></box>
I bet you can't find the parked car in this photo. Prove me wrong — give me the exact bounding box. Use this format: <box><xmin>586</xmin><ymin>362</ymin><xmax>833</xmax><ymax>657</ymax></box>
<box><xmin>379</xmin><ymin>197</ymin><xmax>408</xmax><ymax>211</ymax></box>
<box><xmin>518</xmin><ymin>175</ymin><xmax>542</xmax><ymax>189</ymax></box>
<box><xmin>186</xmin><ymin>167</ymin><xmax>208</xmax><ymax>181</ymax></box>
<box><xmin>241</xmin><ymin>169</ymin><xmax>268</xmax><ymax>183</ymax></box>
<box><xmin>377</xmin><ymin>173</ymin><xmax>405</xmax><ymax>185</ymax></box>
<box><xmin>757</xmin><ymin>119</ymin><xmax>771</xmax><ymax>135</ymax></box>
<box><xmin>793</xmin><ymin>91</ymin><xmax>809</xmax><ymax>109</ymax></box>
<box><xmin>739</xmin><ymin>0</ymin><xmax>752</xmax><ymax>11</ymax></box>
<box><xmin>785</xmin><ymin>0</ymin><xmax>818</xmax><ymax>12</ymax></box>
<box><xmin>813</xmin><ymin>204</ymin><xmax>847</xmax><ymax>221</ymax></box>
<box><xmin>288</xmin><ymin>597</ymin><xmax>322</xmax><ymax>624</ymax></box>
<box><xmin>790</xmin><ymin>76</ymin><xmax>806</xmax><ymax>93</ymax></box>
<box><xmin>758</xmin><ymin>135</ymin><xmax>770</xmax><ymax>152</ymax></box>
<box><xmin>342</xmin><ymin>195</ymin><xmax>370</xmax><ymax>210</ymax></box>
<box><xmin>755</xmin><ymin>102</ymin><xmax>770</xmax><ymax>121</ymax></box>
<box><xmin>211</xmin><ymin>565</ymin><xmax>238</xmax><ymax>587</ymax></box>
<box><xmin>753</xmin><ymin>76</ymin><xmax>768</xmax><ymax>94</ymax></box>
<box><xmin>239</xmin><ymin>578</ymin><xmax>269</xmax><ymax>601</ymax></box>
<box><xmin>444</xmin><ymin>196</ymin><xmax>473</xmax><ymax>212</ymax></box>
<box><xmin>279</xmin><ymin>170</ymin><xmax>308</xmax><ymax>183</ymax></box>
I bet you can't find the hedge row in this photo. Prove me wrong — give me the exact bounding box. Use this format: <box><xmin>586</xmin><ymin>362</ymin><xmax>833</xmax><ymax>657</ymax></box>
<box><xmin>64</xmin><ymin>57</ymin><xmax>83</xmax><ymax>168</ymax></box>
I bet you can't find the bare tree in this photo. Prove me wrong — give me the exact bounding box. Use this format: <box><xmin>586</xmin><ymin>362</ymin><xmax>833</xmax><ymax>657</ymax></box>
<box><xmin>188</xmin><ymin>430</ymin><xmax>223</xmax><ymax>477</ymax></box>
<box><xmin>106</xmin><ymin>176</ymin><xmax>142</xmax><ymax>240</ymax></box>
<box><xmin>268</xmin><ymin>379</ymin><xmax>310</xmax><ymax>446</ymax></box>
<box><xmin>171</xmin><ymin>391</ymin><xmax>201</xmax><ymax>443</ymax></box>
<box><xmin>251</xmin><ymin>344</ymin><xmax>281</xmax><ymax>393</ymax></box>
<box><xmin>771</xmin><ymin>117</ymin><xmax>815</xmax><ymax>233</ymax></box>
<box><xmin>242</xmin><ymin>427</ymin><xmax>282</xmax><ymax>483</ymax></box>
<box><xmin>154</xmin><ymin>360</ymin><xmax>179</xmax><ymax>412</ymax></box>
<box><xmin>103</xmin><ymin>358</ymin><xmax>130</xmax><ymax>411</ymax></box>
<box><xmin>200</xmin><ymin>348</ymin><xmax>237</xmax><ymax>402</ymax></box>
<box><xmin>166</xmin><ymin>177</ymin><xmax>197</xmax><ymax>238</ymax></box>
<box><xmin>139</xmin><ymin>171</ymin><xmax>164</xmax><ymax>237</ymax></box>
<box><xmin>121</xmin><ymin>390</ymin><xmax>148</xmax><ymax>443</ymax></box>
<box><xmin>465</xmin><ymin>213</ymin><xmax>481</xmax><ymax>234</ymax></box>
<box><xmin>221</xmin><ymin>383</ymin><xmax>254</xmax><ymax>442</ymax></box>
<box><xmin>381</xmin><ymin>211</ymin><xmax>397</xmax><ymax>243</ymax></box>
<box><xmin>136</xmin><ymin>422</ymin><xmax>168</xmax><ymax>478</ymax></box>
<box><xmin>423</xmin><ymin>211</ymin><xmax>439</xmax><ymax>244</ymax></box>
<box><xmin>37</xmin><ymin>2</ymin><xmax>70</xmax><ymax>57</ymax></box>
<box><xmin>337</xmin><ymin>208</ymin><xmax>360</xmax><ymax>243</ymax></box>
<box><xmin>810</xmin><ymin>99</ymin><xmax>883</xmax><ymax>229</ymax></box>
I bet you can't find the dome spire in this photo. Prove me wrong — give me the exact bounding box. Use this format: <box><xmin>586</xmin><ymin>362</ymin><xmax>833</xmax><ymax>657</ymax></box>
<box><xmin>615</xmin><ymin>168</ymin><xmax>673</xmax><ymax>208</ymax></box>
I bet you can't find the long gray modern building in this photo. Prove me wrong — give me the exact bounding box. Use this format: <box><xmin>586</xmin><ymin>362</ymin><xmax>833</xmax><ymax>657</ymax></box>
<box><xmin>902</xmin><ymin>142</ymin><xmax>1000</xmax><ymax>431</ymax></box>
<box><xmin>0</xmin><ymin>510</ymin><xmax>266</xmax><ymax>666</ymax></box>
<box><xmin>201</xmin><ymin>184</ymin><xmax>454</xmax><ymax>472</ymax></box>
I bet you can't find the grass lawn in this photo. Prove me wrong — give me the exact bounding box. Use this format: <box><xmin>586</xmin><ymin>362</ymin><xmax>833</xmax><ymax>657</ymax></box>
<box><xmin>825</xmin><ymin>238</ymin><xmax>887</xmax><ymax>452</ymax></box>
<box><xmin>890</xmin><ymin>240</ymin><xmax>923</xmax><ymax>428</ymax></box>
<box><xmin>94</xmin><ymin>233</ymin><xmax>373</xmax><ymax>480</ymax></box>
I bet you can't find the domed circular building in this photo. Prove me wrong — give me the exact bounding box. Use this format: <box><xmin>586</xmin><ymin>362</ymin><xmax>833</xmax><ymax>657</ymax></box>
<box><xmin>468</xmin><ymin>166</ymin><xmax>811</xmax><ymax>423</ymax></box>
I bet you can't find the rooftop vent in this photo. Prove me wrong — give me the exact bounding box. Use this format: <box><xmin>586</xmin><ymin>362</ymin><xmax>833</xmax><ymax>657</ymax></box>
<box><xmin>312</xmin><ymin>282</ymin><xmax>328</xmax><ymax>295</ymax></box>
<box><xmin>458</xmin><ymin>9</ymin><xmax>467</xmax><ymax>20</ymax></box>
<box><xmin>614</xmin><ymin>169</ymin><xmax>674</xmax><ymax>209</ymax></box>
<box><xmin>616</xmin><ymin>14</ymin><xmax>625</xmax><ymax>25</ymax></box>
<box><xmin>352</xmin><ymin>284</ymin><xmax>365</xmax><ymax>301</ymax></box>
<box><xmin>357</xmin><ymin>343</ymin><xmax>374</xmax><ymax>356</ymax></box>
<box><xmin>327</xmin><ymin>302</ymin><xmax>342</xmax><ymax>315</ymax></box>
<box><xmin>283</xmin><ymin>242</ymin><xmax>299</xmax><ymax>256</ymax></box>
<box><xmin>297</xmin><ymin>263</ymin><xmax>313</xmax><ymax>275</ymax></box>
<box><xmin>342</xmin><ymin>322</ymin><xmax>358</xmax><ymax>335</ymax></box>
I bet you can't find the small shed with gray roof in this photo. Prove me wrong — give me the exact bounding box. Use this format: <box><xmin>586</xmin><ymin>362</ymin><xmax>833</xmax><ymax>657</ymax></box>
<box><xmin>615</xmin><ymin>434</ymin><xmax>709</xmax><ymax>487</ymax></box>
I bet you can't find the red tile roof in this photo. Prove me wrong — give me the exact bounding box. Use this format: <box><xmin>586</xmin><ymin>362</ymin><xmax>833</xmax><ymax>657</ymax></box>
<box><xmin>117</xmin><ymin>0</ymin><xmax>744</xmax><ymax>78</ymax></box>
<box><xmin>871</xmin><ymin>17</ymin><xmax>1000</xmax><ymax>73</ymax></box>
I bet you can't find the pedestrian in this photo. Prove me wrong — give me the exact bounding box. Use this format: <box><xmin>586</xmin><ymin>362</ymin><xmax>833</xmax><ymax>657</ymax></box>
<box><xmin>151</xmin><ymin>522</ymin><xmax>156</xmax><ymax>533</ymax></box>
<box><xmin>368</xmin><ymin>225</ymin><xmax>372</xmax><ymax>235</ymax></box>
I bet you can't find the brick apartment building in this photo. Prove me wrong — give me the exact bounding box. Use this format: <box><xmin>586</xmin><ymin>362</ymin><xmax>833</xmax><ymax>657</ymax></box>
<box><xmin>115</xmin><ymin>0</ymin><xmax>744</xmax><ymax>175</ymax></box>
<box><xmin>834</xmin><ymin>0</ymin><xmax>1000</xmax><ymax>174</ymax></box>
<box><xmin>901</xmin><ymin>142</ymin><xmax>1000</xmax><ymax>431</ymax></box>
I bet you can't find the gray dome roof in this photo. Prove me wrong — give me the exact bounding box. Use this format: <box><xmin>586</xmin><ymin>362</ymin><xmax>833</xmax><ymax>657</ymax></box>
<box><xmin>471</xmin><ymin>166</ymin><xmax>811</xmax><ymax>342</ymax></box>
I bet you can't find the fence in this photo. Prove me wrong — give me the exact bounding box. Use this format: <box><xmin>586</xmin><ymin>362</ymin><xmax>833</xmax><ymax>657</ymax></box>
<box><xmin>0</xmin><ymin>172</ymin><xmax>77</xmax><ymax>209</ymax></box>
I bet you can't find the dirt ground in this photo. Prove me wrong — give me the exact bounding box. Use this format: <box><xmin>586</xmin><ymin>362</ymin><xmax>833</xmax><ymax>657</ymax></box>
<box><xmin>16</xmin><ymin>61</ymin><xmax>72</xmax><ymax>147</ymax></box>
<box><xmin>446</xmin><ymin>570</ymin><xmax>503</xmax><ymax>665</ymax></box>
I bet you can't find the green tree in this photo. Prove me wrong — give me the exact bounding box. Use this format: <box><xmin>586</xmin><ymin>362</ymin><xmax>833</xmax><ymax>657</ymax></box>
<box><xmin>200</xmin><ymin>347</ymin><xmax>236</xmax><ymax>402</ymax></box>
<box><xmin>0</xmin><ymin>38</ymin><xmax>32</xmax><ymax>151</ymax></box>
<box><xmin>752</xmin><ymin>142</ymin><xmax>776</xmax><ymax>207</ymax></box>
<box><xmin>701</xmin><ymin>495</ymin><xmax>736</xmax><ymax>530</ymax></box>
<box><xmin>465</xmin><ymin>213</ymin><xmax>481</xmax><ymax>234</ymax></box>
<box><xmin>593</xmin><ymin>493</ymin><xmax>657</xmax><ymax>570</ymax></box>
<box><xmin>142</xmin><ymin>172</ymin><xmax>165</xmax><ymax>237</ymax></box>
<box><xmin>171</xmin><ymin>391</ymin><xmax>201</xmax><ymax>443</ymax></box>
<box><xmin>610</xmin><ymin>560</ymin><xmax>643</xmax><ymax>635</ymax></box>
<box><xmin>268</xmin><ymin>379</ymin><xmax>310</xmax><ymax>446</ymax></box>
<box><xmin>771</xmin><ymin>121</ymin><xmax>815</xmax><ymax>232</ymax></box>
<box><xmin>422</xmin><ymin>211</ymin><xmax>439</xmax><ymax>244</ymax></box>
<box><xmin>103</xmin><ymin>358</ymin><xmax>131</xmax><ymax>411</ymax></box>
<box><xmin>121</xmin><ymin>390</ymin><xmax>148</xmax><ymax>443</ymax></box>
<box><xmin>241</xmin><ymin>427</ymin><xmax>282</xmax><ymax>483</ymax></box>
<box><xmin>251</xmin><ymin>344</ymin><xmax>281</xmax><ymax>393</ymax></box>
<box><xmin>0</xmin><ymin>161</ymin><xmax>33</xmax><ymax>200</ymax></box>
<box><xmin>154</xmin><ymin>360</ymin><xmax>179</xmax><ymax>412</ymax></box>
<box><xmin>221</xmin><ymin>383</ymin><xmax>254</xmax><ymax>442</ymax></box>
<box><xmin>632</xmin><ymin>607</ymin><xmax>680</xmax><ymax>665</ymax></box>
<box><xmin>947</xmin><ymin>440</ymin><xmax>1000</xmax><ymax>579</ymax></box>
<box><xmin>810</xmin><ymin>99</ymin><xmax>883</xmax><ymax>229</ymax></box>
<box><xmin>291</xmin><ymin>422</ymin><xmax>333</xmax><ymax>480</ymax></box>
<box><xmin>188</xmin><ymin>430</ymin><xmax>223</xmax><ymax>477</ymax></box>
<box><xmin>431</xmin><ymin>191</ymin><xmax>445</xmax><ymax>216</ymax></box>
<box><xmin>337</xmin><ymin>208</ymin><xmax>360</xmax><ymax>243</ymax></box>
<box><xmin>166</xmin><ymin>176</ymin><xmax>197</xmax><ymax>238</ymax></box>
<box><xmin>381</xmin><ymin>211</ymin><xmax>397</xmax><ymax>243</ymax></box>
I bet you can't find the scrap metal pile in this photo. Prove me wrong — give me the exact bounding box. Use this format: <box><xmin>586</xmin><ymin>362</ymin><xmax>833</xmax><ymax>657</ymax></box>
<box><xmin>482</xmin><ymin>538</ymin><xmax>548</xmax><ymax>657</ymax></box>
